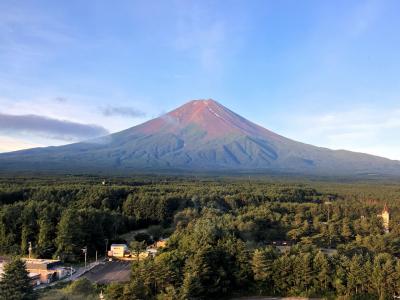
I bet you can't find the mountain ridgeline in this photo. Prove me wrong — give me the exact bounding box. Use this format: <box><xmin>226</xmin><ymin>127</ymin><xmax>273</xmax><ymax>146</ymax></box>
<box><xmin>1</xmin><ymin>99</ymin><xmax>399</xmax><ymax>176</ymax></box>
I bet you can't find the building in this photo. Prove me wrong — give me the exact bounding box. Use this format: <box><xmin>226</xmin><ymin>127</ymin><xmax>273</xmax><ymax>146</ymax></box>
<box><xmin>153</xmin><ymin>239</ymin><xmax>168</xmax><ymax>249</ymax></box>
<box><xmin>28</xmin><ymin>273</ymin><xmax>41</xmax><ymax>286</ymax></box>
<box><xmin>1</xmin><ymin>257</ymin><xmax>68</xmax><ymax>286</ymax></box>
<box><xmin>377</xmin><ymin>204</ymin><xmax>390</xmax><ymax>233</ymax></box>
<box><xmin>108</xmin><ymin>244</ymin><xmax>129</xmax><ymax>258</ymax></box>
<box><xmin>380</xmin><ymin>204</ymin><xmax>390</xmax><ymax>233</ymax></box>
<box><xmin>23</xmin><ymin>258</ymin><xmax>69</xmax><ymax>284</ymax></box>
<box><xmin>0</xmin><ymin>257</ymin><xmax>8</xmax><ymax>279</ymax></box>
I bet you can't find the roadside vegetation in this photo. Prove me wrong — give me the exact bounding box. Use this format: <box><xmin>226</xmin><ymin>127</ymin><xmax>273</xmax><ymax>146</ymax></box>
<box><xmin>37</xmin><ymin>278</ymin><xmax>99</xmax><ymax>300</ymax></box>
<box><xmin>1</xmin><ymin>175</ymin><xmax>400</xmax><ymax>299</ymax></box>
<box><xmin>0</xmin><ymin>257</ymin><xmax>35</xmax><ymax>300</ymax></box>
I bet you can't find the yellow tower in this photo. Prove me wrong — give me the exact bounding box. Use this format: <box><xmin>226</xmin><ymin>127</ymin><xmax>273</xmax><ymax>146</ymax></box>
<box><xmin>381</xmin><ymin>204</ymin><xmax>390</xmax><ymax>233</ymax></box>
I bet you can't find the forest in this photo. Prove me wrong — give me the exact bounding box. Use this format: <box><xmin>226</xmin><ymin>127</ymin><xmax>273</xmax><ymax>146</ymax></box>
<box><xmin>1</xmin><ymin>175</ymin><xmax>400</xmax><ymax>299</ymax></box>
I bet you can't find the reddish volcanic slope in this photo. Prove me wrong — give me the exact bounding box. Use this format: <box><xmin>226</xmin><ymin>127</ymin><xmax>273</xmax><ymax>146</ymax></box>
<box><xmin>1</xmin><ymin>99</ymin><xmax>400</xmax><ymax>176</ymax></box>
<box><xmin>135</xmin><ymin>99</ymin><xmax>281</xmax><ymax>140</ymax></box>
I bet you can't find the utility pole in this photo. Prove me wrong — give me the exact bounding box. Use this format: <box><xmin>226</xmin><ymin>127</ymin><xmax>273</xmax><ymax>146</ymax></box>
<box><xmin>82</xmin><ymin>247</ymin><xmax>87</xmax><ymax>269</ymax></box>
<box><xmin>325</xmin><ymin>201</ymin><xmax>332</xmax><ymax>249</ymax></box>
<box><xmin>105</xmin><ymin>239</ymin><xmax>109</xmax><ymax>258</ymax></box>
<box><xmin>96</xmin><ymin>250</ymin><xmax>98</xmax><ymax>263</ymax></box>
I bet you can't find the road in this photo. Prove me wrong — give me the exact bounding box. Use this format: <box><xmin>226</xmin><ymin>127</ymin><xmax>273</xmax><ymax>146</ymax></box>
<box><xmin>83</xmin><ymin>261</ymin><xmax>131</xmax><ymax>284</ymax></box>
<box><xmin>33</xmin><ymin>260</ymin><xmax>101</xmax><ymax>290</ymax></box>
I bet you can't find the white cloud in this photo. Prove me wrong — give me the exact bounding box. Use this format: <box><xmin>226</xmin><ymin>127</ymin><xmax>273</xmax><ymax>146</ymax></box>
<box><xmin>0</xmin><ymin>136</ymin><xmax>43</xmax><ymax>153</ymax></box>
<box><xmin>280</xmin><ymin>106</ymin><xmax>400</xmax><ymax>160</ymax></box>
<box><xmin>100</xmin><ymin>105</ymin><xmax>146</xmax><ymax>118</ymax></box>
<box><xmin>0</xmin><ymin>112</ymin><xmax>108</xmax><ymax>141</ymax></box>
<box><xmin>0</xmin><ymin>94</ymin><xmax>149</xmax><ymax>152</ymax></box>
<box><xmin>0</xmin><ymin>95</ymin><xmax>147</xmax><ymax>132</ymax></box>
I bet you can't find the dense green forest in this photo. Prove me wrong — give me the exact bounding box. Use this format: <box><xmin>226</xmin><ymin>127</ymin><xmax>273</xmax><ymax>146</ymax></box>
<box><xmin>1</xmin><ymin>175</ymin><xmax>400</xmax><ymax>299</ymax></box>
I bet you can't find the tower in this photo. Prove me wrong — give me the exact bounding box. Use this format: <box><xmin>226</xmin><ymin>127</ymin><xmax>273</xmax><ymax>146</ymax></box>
<box><xmin>381</xmin><ymin>204</ymin><xmax>390</xmax><ymax>233</ymax></box>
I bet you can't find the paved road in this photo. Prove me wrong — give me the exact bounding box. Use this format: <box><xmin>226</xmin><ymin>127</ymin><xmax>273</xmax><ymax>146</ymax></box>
<box><xmin>83</xmin><ymin>261</ymin><xmax>131</xmax><ymax>284</ymax></box>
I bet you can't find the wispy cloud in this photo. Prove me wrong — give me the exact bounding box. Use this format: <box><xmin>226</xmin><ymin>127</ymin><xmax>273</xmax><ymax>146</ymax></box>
<box><xmin>0</xmin><ymin>94</ymin><xmax>149</xmax><ymax>134</ymax></box>
<box><xmin>0</xmin><ymin>2</ymin><xmax>76</xmax><ymax>74</ymax></box>
<box><xmin>303</xmin><ymin>108</ymin><xmax>400</xmax><ymax>135</ymax></box>
<box><xmin>350</xmin><ymin>0</ymin><xmax>382</xmax><ymax>37</ymax></box>
<box><xmin>280</xmin><ymin>106</ymin><xmax>400</xmax><ymax>160</ymax></box>
<box><xmin>100</xmin><ymin>106</ymin><xmax>146</xmax><ymax>118</ymax></box>
<box><xmin>175</xmin><ymin>19</ymin><xmax>226</xmax><ymax>73</ymax></box>
<box><xmin>0</xmin><ymin>112</ymin><xmax>108</xmax><ymax>141</ymax></box>
<box><xmin>172</xmin><ymin>1</ymin><xmax>230</xmax><ymax>74</ymax></box>
<box><xmin>54</xmin><ymin>96</ymin><xmax>68</xmax><ymax>103</ymax></box>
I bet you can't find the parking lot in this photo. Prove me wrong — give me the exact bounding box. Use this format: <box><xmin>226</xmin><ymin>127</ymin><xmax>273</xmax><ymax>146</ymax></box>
<box><xmin>83</xmin><ymin>261</ymin><xmax>131</xmax><ymax>284</ymax></box>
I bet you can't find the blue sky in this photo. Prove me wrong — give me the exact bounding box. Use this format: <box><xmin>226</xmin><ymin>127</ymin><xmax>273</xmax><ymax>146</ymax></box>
<box><xmin>1</xmin><ymin>0</ymin><xmax>400</xmax><ymax>160</ymax></box>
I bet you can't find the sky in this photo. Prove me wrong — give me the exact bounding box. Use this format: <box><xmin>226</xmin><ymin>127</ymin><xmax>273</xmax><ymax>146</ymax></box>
<box><xmin>1</xmin><ymin>0</ymin><xmax>400</xmax><ymax>160</ymax></box>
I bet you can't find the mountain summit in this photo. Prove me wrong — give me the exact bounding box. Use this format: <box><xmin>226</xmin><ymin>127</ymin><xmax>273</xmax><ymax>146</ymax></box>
<box><xmin>1</xmin><ymin>99</ymin><xmax>400</xmax><ymax>176</ymax></box>
<box><xmin>134</xmin><ymin>99</ymin><xmax>280</xmax><ymax>140</ymax></box>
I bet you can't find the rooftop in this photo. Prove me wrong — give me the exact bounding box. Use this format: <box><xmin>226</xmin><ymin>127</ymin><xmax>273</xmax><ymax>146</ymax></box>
<box><xmin>22</xmin><ymin>258</ymin><xmax>61</xmax><ymax>264</ymax></box>
<box><xmin>383</xmin><ymin>203</ymin><xmax>390</xmax><ymax>213</ymax></box>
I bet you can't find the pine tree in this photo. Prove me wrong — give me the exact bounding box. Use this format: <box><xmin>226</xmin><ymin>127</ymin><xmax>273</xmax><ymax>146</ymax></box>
<box><xmin>180</xmin><ymin>245</ymin><xmax>229</xmax><ymax>299</ymax></box>
<box><xmin>292</xmin><ymin>252</ymin><xmax>313</xmax><ymax>295</ymax></box>
<box><xmin>313</xmin><ymin>251</ymin><xmax>331</xmax><ymax>293</ymax></box>
<box><xmin>332</xmin><ymin>255</ymin><xmax>349</xmax><ymax>297</ymax></box>
<box><xmin>55</xmin><ymin>209</ymin><xmax>83</xmax><ymax>261</ymax></box>
<box><xmin>372</xmin><ymin>253</ymin><xmax>396</xmax><ymax>300</ymax></box>
<box><xmin>104</xmin><ymin>283</ymin><xmax>125</xmax><ymax>300</ymax></box>
<box><xmin>129</xmin><ymin>240</ymin><xmax>146</xmax><ymax>262</ymax></box>
<box><xmin>347</xmin><ymin>254</ymin><xmax>364</xmax><ymax>295</ymax></box>
<box><xmin>394</xmin><ymin>260</ymin><xmax>400</xmax><ymax>297</ymax></box>
<box><xmin>341</xmin><ymin>218</ymin><xmax>353</xmax><ymax>242</ymax></box>
<box><xmin>252</xmin><ymin>247</ymin><xmax>278</xmax><ymax>294</ymax></box>
<box><xmin>272</xmin><ymin>254</ymin><xmax>293</xmax><ymax>296</ymax></box>
<box><xmin>0</xmin><ymin>258</ymin><xmax>36</xmax><ymax>300</ymax></box>
<box><xmin>37</xmin><ymin>218</ymin><xmax>55</xmax><ymax>258</ymax></box>
<box><xmin>252</xmin><ymin>249</ymin><xmax>269</xmax><ymax>294</ymax></box>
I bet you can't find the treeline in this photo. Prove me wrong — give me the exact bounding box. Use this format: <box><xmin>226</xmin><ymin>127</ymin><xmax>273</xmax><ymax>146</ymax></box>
<box><xmin>2</xmin><ymin>176</ymin><xmax>400</xmax><ymax>299</ymax></box>
<box><xmin>0</xmin><ymin>185</ymin><xmax>181</xmax><ymax>260</ymax></box>
<box><xmin>1</xmin><ymin>179</ymin><xmax>399</xmax><ymax>260</ymax></box>
<box><xmin>112</xmin><ymin>247</ymin><xmax>400</xmax><ymax>299</ymax></box>
<box><xmin>0</xmin><ymin>178</ymin><xmax>332</xmax><ymax>260</ymax></box>
<box><xmin>105</xmin><ymin>206</ymin><xmax>400</xmax><ymax>299</ymax></box>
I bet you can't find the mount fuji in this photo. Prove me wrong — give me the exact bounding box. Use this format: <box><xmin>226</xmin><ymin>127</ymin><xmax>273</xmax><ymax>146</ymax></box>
<box><xmin>1</xmin><ymin>99</ymin><xmax>399</xmax><ymax>176</ymax></box>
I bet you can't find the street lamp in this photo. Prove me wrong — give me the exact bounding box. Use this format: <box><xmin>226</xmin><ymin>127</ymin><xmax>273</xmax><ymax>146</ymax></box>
<box><xmin>81</xmin><ymin>246</ymin><xmax>87</xmax><ymax>269</ymax></box>
<box><xmin>28</xmin><ymin>242</ymin><xmax>32</xmax><ymax>259</ymax></box>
